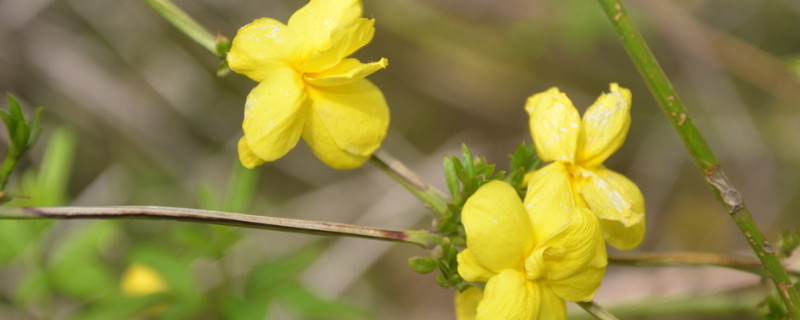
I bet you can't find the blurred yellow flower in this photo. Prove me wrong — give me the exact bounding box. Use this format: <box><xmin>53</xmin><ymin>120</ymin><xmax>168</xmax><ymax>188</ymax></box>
<box><xmin>456</xmin><ymin>177</ymin><xmax>607</xmax><ymax>320</ymax></box>
<box><xmin>526</xmin><ymin>83</ymin><xmax>645</xmax><ymax>250</ymax></box>
<box><xmin>455</xmin><ymin>286</ymin><xmax>483</xmax><ymax>320</ymax></box>
<box><xmin>227</xmin><ymin>0</ymin><xmax>389</xmax><ymax>170</ymax></box>
<box><xmin>120</xmin><ymin>262</ymin><xmax>167</xmax><ymax>296</ymax></box>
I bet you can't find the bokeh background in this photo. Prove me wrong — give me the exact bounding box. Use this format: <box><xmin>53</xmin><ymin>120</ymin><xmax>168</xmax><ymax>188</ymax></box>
<box><xmin>1</xmin><ymin>0</ymin><xmax>800</xmax><ymax>319</ymax></box>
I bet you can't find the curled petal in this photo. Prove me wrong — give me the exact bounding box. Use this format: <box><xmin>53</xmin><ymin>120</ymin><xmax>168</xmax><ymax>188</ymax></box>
<box><xmin>242</xmin><ymin>67</ymin><xmax>309</xmax><ymax>163</ymax></box>
<box><xmin>238</xmin><ymin>136</ymin><xmax>266</xmax><ymax>169</ymax></box>
<box><xmin>524</xmin><ymin>162</ymin><xmax>576</xmax><ymax>245</ymax></box>
<box><xmin>302</xmin><ymin>79</ymin><xmax>388</xmax><ymax>169</ymax></box>
<box><xmin>576</xmin><ymin>83</ymin><xmax>632</xmax><ymax>168</ymax></box>
<box><xmin>459</xmin><ymin>181</ymin><xmax>535</xmax><ymax>277</ymax></box>
<box><xmin>600</xmin><ymin>216</ymin><xmax>646</xmax><ymax>251</ymax></box>
<box><xmin>526</xmin><ymin>88</ymin><xmax>581</xmax><ymax>163</ymax></box>
<box><xmin>227</xmin><ymin>18</ymin><xmax>300</xmax><ymax>82</ymax></box>
<box><xmin>288</xmin><ymin>0</ymin><xmax>362</xmax><ymax>59</ymax></box>
<box><xmin>577</xmin><ymin>166</ymin><xmax>646</xmax><ymax>250</ymax></box>
<box><xmin>538</xmin><ymin>209</ymin><xmax>606</xmax><ymax>302</ymax></box>
<box><xmin>455</xmin><ymin>287</ymin><xmax>483</xmax><ymax>320</ymax></box>
<box><xmin>525</xmin><ymin>205</ymin><xmax>606</xmax><ymax>300</ymax></box>
<box><xmin>305</xmin><ymin>58</ymin><xmax>388</xmax><ymax>87</ymax></box>
<box><xmin>301</xmin><ymin>18</ymin><xmax>377</xmax><ymax>72</ymax></box>
<box><xmin>477</xmin><ymin>269</ymin><xmax>539</xmax><ymax>320</ymax></box>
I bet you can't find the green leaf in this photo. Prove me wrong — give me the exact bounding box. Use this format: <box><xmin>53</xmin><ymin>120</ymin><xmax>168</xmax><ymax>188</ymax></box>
<box><xmin>460</xmin><ymin>144</ymin><xmax>474</xmax><ymax>177</ymax></box>
<box><xmin>778</xmin><ymin>230</ymin><xmax>800</xmax><ymax>259</ymax></box>
<box><xmin>221</xmin><ymin>295</ymin><xmax>268</xmax><ymax>320</ymax></box>
<box><xmin>48</xmin><ymin>222</ymin><xmax>118</xmax><ymax>299</ymax></box>
<box><xmin>276</xmin><ymin>283</ymin><xmax>372</xmax><ymax>320</ymax></box>
<box><xmin>26</xmin><ymin>106</ymin><xmax>44</xmax><ymax>148</ymax></box>
<box><xmin>442</xmin><ymin>156</ymin><xmax>460</xmax><ymax>201</ymax></box>
<box><xmin>245</xmin><ymin>246</ymin><xmax>321</xmax><ymax>299</ymax></box>
<box><xmin>221</xmin><ymin>162</ymin><xmax>258</xmax><ymax>213</ymax></box>
<box><xmin>408</xmin><ymin>257</ymin><xmax>437</xmax><ymax>274</ymax></box>
<box><xmin>0</xmin><ymin>110</ymin><xmax>13</xmax><ymax>137</ymax></box>
<box><xmin>10</xmin><ymin>127</ymin><xmax>76</xmax><ymax>206</ymax></box>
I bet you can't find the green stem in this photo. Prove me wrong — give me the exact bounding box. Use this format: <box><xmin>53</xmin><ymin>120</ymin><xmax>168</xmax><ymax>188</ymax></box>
<box><xmin>597</xmin><ymin>0</ymin><xmax>800</xmax><ymax>317</ymax></box>
<box><xmin>0</xmin><ymin>206</ymin><xmax>442</xmax><ymax>248</ymax></box>
<box><xmin>571</xmin><ymin>291</ymin><xmax>763</xmax><ymax>319</ymax></box>
<box><xmin>576</xmin><ymin>300</ymin><xmax>620</xmax><ymax>320</ymax></box>
<box><xmin>610</xmin><ymin>252</ymin><xmax>800</xmax><ymax>278</ymax></box>
<box><xmin>369</xmin><ymin>149</ymin><xmax>450</xmax><ymax>217</ymax></box>
<box><xmin>142</xmin><ymin>0</ymin><xmax>220</xmax><ymax>57</ymax></box>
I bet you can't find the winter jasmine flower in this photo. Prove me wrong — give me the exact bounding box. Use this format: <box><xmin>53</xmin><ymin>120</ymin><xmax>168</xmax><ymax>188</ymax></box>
<box><xmin>456</xmin><ymin>170</ymin><xmax>607</xmax><ymax>319</ymax></box>
<box><xmin>526</xmin><ymin>83</ymin><xmax>645</xmax><ymax>250</ymax></box>
<box><xmin>228</xmin><ymin>0</ymin><xmax>389</xmax><ymax>169</ymax></box>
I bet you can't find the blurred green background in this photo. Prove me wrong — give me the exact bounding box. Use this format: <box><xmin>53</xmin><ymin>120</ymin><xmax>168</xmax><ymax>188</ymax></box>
<box><xmin>1</xmin><ymin>0</ymin><xmax>800</xmax><ymax>319</ymax></box>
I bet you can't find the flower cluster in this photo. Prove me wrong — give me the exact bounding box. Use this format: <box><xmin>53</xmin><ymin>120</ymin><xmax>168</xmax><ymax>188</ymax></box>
<box><xmin>456</xmin><ymin>84</ymin><xmax>645</xmax><ymax>319</ymax></box>
<box><xmin>227</xmin><ymin>0</ymin><xmax>389</xmax><ymax>170</ymax></box>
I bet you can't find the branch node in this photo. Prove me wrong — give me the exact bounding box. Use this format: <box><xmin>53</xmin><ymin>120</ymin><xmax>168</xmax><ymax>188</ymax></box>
<box><xmin>705</xmin><ymin>166</ymin><xmax>743</xmax><ymax>214</ymax></box>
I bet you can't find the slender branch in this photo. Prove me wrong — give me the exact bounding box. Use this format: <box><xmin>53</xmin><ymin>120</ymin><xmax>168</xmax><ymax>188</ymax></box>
<box><xmin>370</xmin><ymin>149</ymin><xmax>450</xmax><ymax>217</ymax></box>
<box><xmin>597</xmin><ymin>0</ymin><xmax>800</xmax><ymax>317</ymax></box>
<box><xmin>571</xmin><ymin>291</ymin><xmax>763</xmax><ymax>319</ymax></box>
<box><xmin>143</xmin><ymin>0</ymin><xmax>221</xmax><ymax>57</ymax></box>
<box><xmin>0</xmin><ymin>206</ymin><xmax>441</xmax><ymax>248</ymax></box>
<box><xmin>577</xmin><ymin>300</ymin><xmax>620</xmax><ymax>320</ymax></box>
<box><xmin>610</xmin><ymin>252</ymin><xmax>800</xmax><ymax>278</ymax></box>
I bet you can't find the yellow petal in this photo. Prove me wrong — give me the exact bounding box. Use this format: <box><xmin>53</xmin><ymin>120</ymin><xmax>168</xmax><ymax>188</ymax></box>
<box><xmin>600</xmin><ymin>216</ymin><xmax>646</xmax><ymax>251</ymax></box>
<box><xmin>457</xmin><ymin>249</ymin><xmax>496</xmax><ymax>283</ymax></box>
<box><xmin>300</xmin><ymin>18</ymin><xmax>377</xmax><ymax>72</ymax></box>
<box><xmin>523</xmin><ymin>162</ymin><xmax>576</xmax><ymax>245</ymax></box>
<box><xmin>536</xmin><ymin>285</ymin><xmax>567</xmax><ymax>320</ymax></box>
<box><xmin>288</xmin><ymin>0</ymin><xmax>362</xmax><ymax>59</ymax></box>
<box><xmin>459</xmin><ymin>181</ymin><xmax>535</xmax><ymax>277</ymax></box>
<box><xmin>476</xmin><ymin>269</ymin><xmax>539</xmax><ymax>320</ymax></box>
<box><xmin>227</xmin><ymin>18</ymin><xmax>300</xmax><ymax>82</ymax></box>
<box><xmin>120</xmin><ymin>263</ymin><xmax>167</xmax><ymax>296</ymax></box>
<box><xmin>535</xmin><ymin>206</ymin><xmax>607</xmax><ymax>281</ymax></box>
<box><xmin>536</xmin><ymin>210</ymin><xmax>606</xmax><ymax>302</ymax></box>
<box><xmin>525</xmin><ymin>87</ymin><xmax>581</xmax><ymax>163</ymax></box>
<box><xmin>305</xmin><ymin>58</ymin><xmax>388</xmax><ymax>87</ymax></box>
<box><xmin>576</xmin><ymin>83</ymin><xmax>632</xmax><ymax>168</ymax></box>
<box><xmin>238</xmin><ymin>136</ymin><xmax>266</xmax><ymax>168</ymax></box>
<box><xmin>302</xmin><ymin>79</ymin><xmax>389</xmax><ymax>169</ymax></box>
<box><xmin>576</xmin><ymin>166</ymin><xmax>646</xmax><ymax>250</ymax></box>
<box><xmin>455</xmin><ymin>287</ymin><xmax>483</xmax><ymax>320</ymax></box>
<box><xmin>242</xmin><ymin>67</ymin><xmax>309</xmax><ymax>163</ymax></box>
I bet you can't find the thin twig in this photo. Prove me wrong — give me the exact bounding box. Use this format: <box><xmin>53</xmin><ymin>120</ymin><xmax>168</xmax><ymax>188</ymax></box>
<box><xmin>610</xmin><ymin>252</ymin><xmax>800</xmax><ymax>278</ymax></box>
<box><xmin>577</xmin><ymin>300</ymin><xmax>620</xmax><ymax>320</ymax></box>
<box><xmin>597</xmin><ymin>0</ymin><xmax>800</xmax><ymax>317</ymax></box>
<box><xmin>0</xmin><ymin>206</ymin><xmax>441</xmax><ymax>248</ymax></box>
<box><xmin>370</xmin><ymin>149</ymin><xmax>450</xmax><ymax>217</ymax></box>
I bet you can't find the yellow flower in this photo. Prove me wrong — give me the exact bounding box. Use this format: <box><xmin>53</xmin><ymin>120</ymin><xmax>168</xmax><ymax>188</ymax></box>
<box><xmin>120</xmin><ymin>263</ymin><xmax>168</xmax><ymax>296</ymax></box>
<box><xmin>227</xmin><ymin>0</ymin><xmax>389</xmax><ymax>170</ymax></box>
<box><xmin>456</xmin><ymin>172</ymin><xmax>607</xmax><ymax>320</ymax></box>
<box><xmin>526</xmin><ymin>83</ymin><xmax>645</xmax><ymax>250</ymax></box>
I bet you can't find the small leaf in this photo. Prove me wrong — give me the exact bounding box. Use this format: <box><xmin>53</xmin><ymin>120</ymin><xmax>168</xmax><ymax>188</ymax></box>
<box><xmin>778</xmin><ymin>230</ymin><xmax>800</xmax><ymax>259</ymax></box>
<box><xmin>26</xmin><ymin>106</ymin><xmax>44</xmax><ymax>148</ymax></box>
<box><xmin>442</xmin><ymin>156</ymin><xmax>459</xmax><ymax>201</ymax></box>
<box><xmin>408</xmin><ymin>257</ymin><xmax>437</xmax><ymax>274</ymax></box>
<box><xmin>461</xmin><ymin>144</ymin><xmax>474</xmax><ymax>177</ymax></box>
<box><xmin>435</xmin><ymin>274</ymin><xmax>450</xmax><ymax>288</ymax></box>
